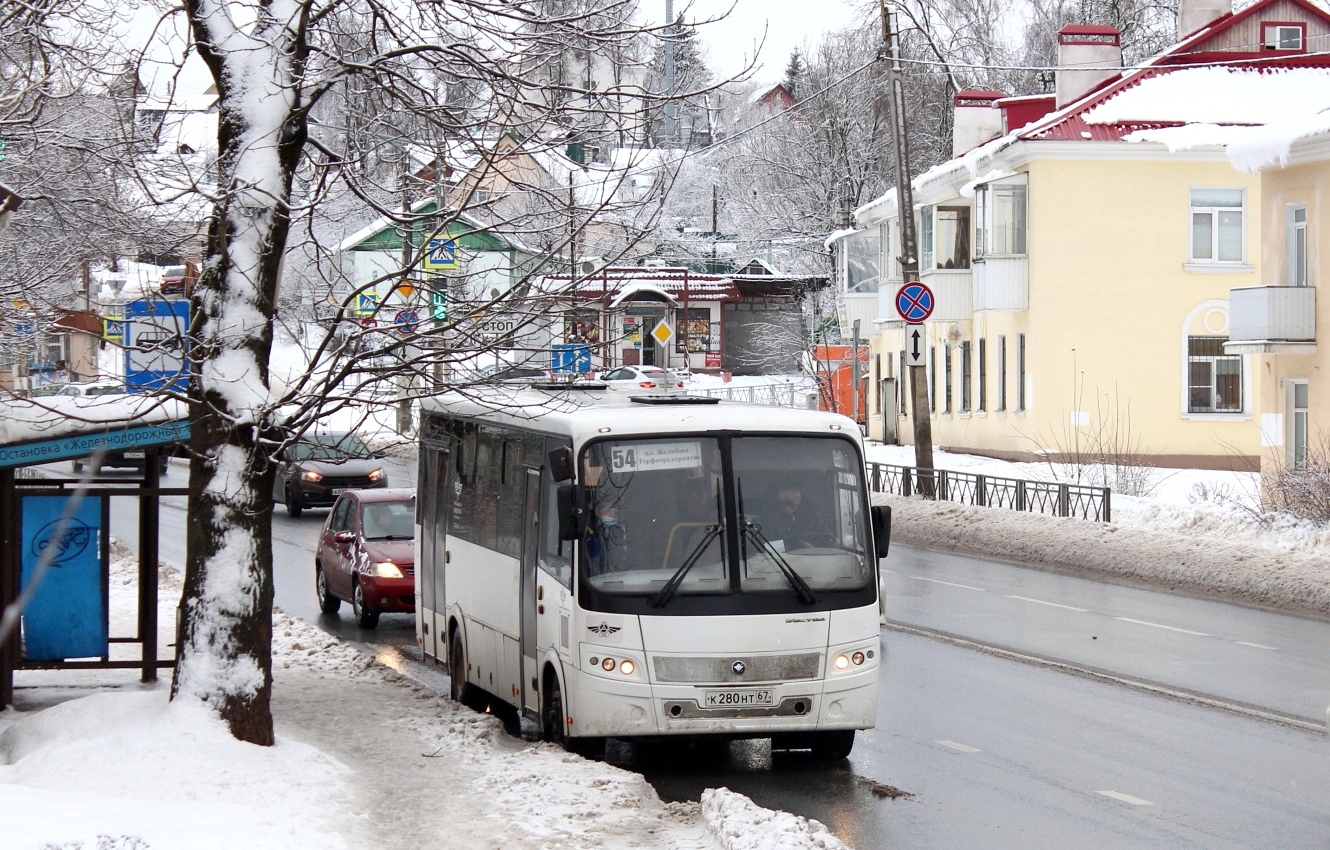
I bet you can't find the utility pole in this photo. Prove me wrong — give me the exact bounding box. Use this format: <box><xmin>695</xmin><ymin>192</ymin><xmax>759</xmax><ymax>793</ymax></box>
<box><xmin>663</xmin><ymin>0</ymin><xmax>678</xmax><ymax>146</ymax></box>
<box><xmin>880</xmin><ymin>0</ymin><xmax>935</xmax><ymax>494</ymax></box>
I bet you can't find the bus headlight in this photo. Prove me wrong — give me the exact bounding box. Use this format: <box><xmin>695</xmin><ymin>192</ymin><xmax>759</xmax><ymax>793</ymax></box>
<box><xmin>619</xmin><ymin>659</ymin><xmax>635</xmax><ymax>676</ymax></box>
<box><xmin>834</xmin><ymin>654</ymin><xmax>851</xmax><ymax>670</ymax></box>
<box><xmin>601</xmin><ymin>657</ymin><xmax>616</xmax><ymax>672</ymax></box>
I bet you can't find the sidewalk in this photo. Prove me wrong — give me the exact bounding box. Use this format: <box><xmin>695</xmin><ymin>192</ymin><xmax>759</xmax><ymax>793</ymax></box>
<box><xmin>0</xmin><ymin>552</ymin><xmax>852</xmax><ymax>850</ymax></box>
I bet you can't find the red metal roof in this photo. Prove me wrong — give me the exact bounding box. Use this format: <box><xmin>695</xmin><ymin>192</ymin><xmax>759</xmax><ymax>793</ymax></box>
<box><xmin>1005</xmin><ymin>0</ymin><xmax>1330</xmax><ymax>143</ymax></box>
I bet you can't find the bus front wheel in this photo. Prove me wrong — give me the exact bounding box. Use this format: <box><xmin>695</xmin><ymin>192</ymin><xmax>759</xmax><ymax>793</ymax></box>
<box><xmin>812</xmin><ymin>730</ymin><xmax>855</xmax><ymax>760</ymax></box>
<box><xmin>542</xmin><ymin>677</ymin><xmax>603</xmax><ymax>758</ymax></box>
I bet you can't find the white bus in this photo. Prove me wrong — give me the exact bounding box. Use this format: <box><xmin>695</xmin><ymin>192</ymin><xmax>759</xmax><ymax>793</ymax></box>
<box><xmin>415</xmin><ymin>385</ymin><xmax>891</xmax><ymax>758</ymax></box>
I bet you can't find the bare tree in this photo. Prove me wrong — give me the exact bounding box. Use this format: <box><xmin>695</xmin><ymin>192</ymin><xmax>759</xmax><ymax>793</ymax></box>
<box><xmin>122</xmin><ymin>0</ymin><xmax>731</xmax><ymax>745</ymax></box>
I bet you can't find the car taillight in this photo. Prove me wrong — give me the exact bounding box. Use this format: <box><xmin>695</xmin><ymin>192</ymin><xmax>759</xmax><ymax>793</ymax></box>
<box><xmin>639</xmin><ymin>381</ymin><xmax>655</xmax><ymax>388</ymax></box>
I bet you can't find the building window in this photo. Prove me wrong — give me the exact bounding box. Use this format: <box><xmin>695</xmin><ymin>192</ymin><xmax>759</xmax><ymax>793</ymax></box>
<box><xmin>1016</xmin><ymin>333</ymin><xmax>1026</xmax><ymax>412</ymax></box>
<box><xmin>1262</xmin><ymin>22</ymin><xmax>1305</xmax><ymax>51</ymax></box>
<box><xmin>943</xmin><ymin>345</ymin><xmax>953</xmax><ymax>414</ymax></box>
<box><xmin>997</xmin><ymin>335</ymin><xmax>1007</xmax><ymax>412</ymax></box>
<box><xmin>844</xmin><ymin>229</ymin><xmax>882</xmax><ymax>293</ymax></box>
<box><xmin>977</xmin><ymin>183</ymin><xmax>1027</xmax><ymax>257</ymax></box>
<box><xmin>1290</xmin><ymin>381</ymin><xmax>1309</xmax><ymax>468</ymax></box>
<box><xmin>960</xmin><ymin>341</ymin><xmax>972</xmax><ymax>413</ymax></box>
<box><xmin>899</xmin><ymin>349</ymin><xmax>909</xmax><ymax>416</ymax></box>
<box><xmin>929</xmin><ymin>346</ymin><xmax>936</xmax><ymax>413</ymax></box>
<box><xmin>1287</xmin><ymin>204</ymin><xmax>1308</xmax><ymax>286</ymax></box>
<box><xmin>921</xmin><ymin>206</ymin><xmax>934</xmax><ymax>270</ymax></box>
<box><xmin>935</xmin><ymin>206</ymin><xmax>971</xmax><ymax>270</ymax></box>
<box><xmin>1190</xmin><ymin>188</ymin><xmax>1244</xmax><ymax>263</ymax></box>
<box><xmin>1187</xmin><ymin>336</ymin><xmax>1243</xmax><ymax>413</ymax></box>
<box><xmin>977</xmin><ymin>338</ymin><xmax>987</xmax><ymax>412</ymax></box>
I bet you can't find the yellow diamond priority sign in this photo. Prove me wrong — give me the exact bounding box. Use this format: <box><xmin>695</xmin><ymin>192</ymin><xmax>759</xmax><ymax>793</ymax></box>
<box><xmin>651</xmin><ymin>320</ymin><xmax>673</xmax><ymax>345</ymax></box>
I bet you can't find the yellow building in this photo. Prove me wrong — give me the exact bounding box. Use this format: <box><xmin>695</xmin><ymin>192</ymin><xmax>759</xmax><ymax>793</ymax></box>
<box><xmin>833</xmin><ymin>0</ymin><xmax>1330</xmax><ymax>469</ymax></box>
<box><xmin>1222</xmin><ymin>119</ymin><xmax>1330</xmax><ymax>477</ymax></box>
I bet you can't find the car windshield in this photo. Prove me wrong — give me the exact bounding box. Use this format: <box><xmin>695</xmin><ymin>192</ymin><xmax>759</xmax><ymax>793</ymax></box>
<box><xmin>361</xmin><ymin>501</ymin><xmax>415</xmax><ymax>540</ymax></box>
<box><xmin>579</xmin><ymin>435</ymin><xmax>871</xmax><ymax>600</ymax></box>
<box><xmin>293</xmin><ymin>433</ymin><xmax>374</xmax><ymax>461</ymax></box>
<box><xmin>83</xmin><ymin>386</ymin><xmax>124</xmax><ymax>396</ymax></box>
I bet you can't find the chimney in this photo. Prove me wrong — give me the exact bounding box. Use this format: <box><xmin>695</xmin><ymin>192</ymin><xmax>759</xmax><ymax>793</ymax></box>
<box><xmin>1177</xmin><ymin>0</ymin><xmax>1230</xmax><ymax>39</ymax></box>
<box><xmin>952</xmin><ymin>90</ymin><xmax>1005</xmax><ymax>157</ymax></box>
<box><xmin>1056</xmin><ymin>25</ymin><xmax>1122</xmax><ymax>109</ymax></box>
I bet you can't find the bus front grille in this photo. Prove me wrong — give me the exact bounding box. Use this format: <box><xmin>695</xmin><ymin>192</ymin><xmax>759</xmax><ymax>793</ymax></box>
<box><xmin>652</xmin><ymin>653</ymin><xmax>821</xmax><ymax>683</ymax></box>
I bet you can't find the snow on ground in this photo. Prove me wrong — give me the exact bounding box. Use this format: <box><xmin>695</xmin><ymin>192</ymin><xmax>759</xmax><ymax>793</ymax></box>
<box><xmin>1</xmin><ymin>548</ymin><xmax>848</xmax><ymax>850</ymax></box>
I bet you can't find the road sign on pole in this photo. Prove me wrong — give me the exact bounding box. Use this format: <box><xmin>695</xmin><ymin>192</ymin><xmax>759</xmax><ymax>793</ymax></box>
<box><xmin>904</xmin><ymin>323</ymin><xmax>927</xmax><ymax>367</ymax></box>
<box><xmin>394</xmin><ymin>310</ymin><xmax>419</xmax><ymax>335</ymax></box>
<box><xmin>895</xmin><ymin>282</ymin><xmax>935</xmax><ymax>323</ymax></box>
<box><xmin>424</xmin><ymin>239</ymin><xmax>459</xmax><ymax>270</ymax></box>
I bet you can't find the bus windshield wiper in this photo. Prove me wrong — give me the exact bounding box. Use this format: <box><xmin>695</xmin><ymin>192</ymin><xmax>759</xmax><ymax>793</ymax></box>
<box><xmin>737</xmin><ymin>480</ymin><xmax>816</xmax><ymax>605</ymax></box>
<box><xmin>652</xmin><ymin>491</ymin><xmax>724</xmax><ymax>608</ymax></box>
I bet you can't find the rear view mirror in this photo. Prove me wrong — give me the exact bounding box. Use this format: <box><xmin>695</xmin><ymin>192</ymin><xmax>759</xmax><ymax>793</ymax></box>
<box><xmin>871</xmin><ymin>505</ymin><xmax>891</xmax><ymax>559</ymax></box>
<box><xmin>548</xmin><ymin>446</ymin><xmax>574</xmax><ymax>482</ymax></box>
<box><xmin>556</xmin><ymin>484</ymin><xmax>588</xmax><ymax>541</ymax></box>
<box><xmin>334</xmin><ymin>530</ymin><xmax>355</xmax><ymax>544</ymax></box>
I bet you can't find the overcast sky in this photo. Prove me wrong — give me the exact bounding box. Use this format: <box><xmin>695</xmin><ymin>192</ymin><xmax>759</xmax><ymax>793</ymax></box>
<box><xmin>644</xmin><ymin>0</ymin><xmax>868</xmax><ymax>82</ymax></box>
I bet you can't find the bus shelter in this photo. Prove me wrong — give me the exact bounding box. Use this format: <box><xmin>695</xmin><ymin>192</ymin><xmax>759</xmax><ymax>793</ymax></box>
<box><xmin>0</xmin><ymin>396</ymin><xmax>188</xmax><ymax>709</ymax></box>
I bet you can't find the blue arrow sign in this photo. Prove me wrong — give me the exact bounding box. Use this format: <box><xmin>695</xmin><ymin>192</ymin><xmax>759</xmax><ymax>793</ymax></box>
<box><xmin>895</xmin><ymin>282</ymin><xmax>935</xmax><ymax>323</ymax></box>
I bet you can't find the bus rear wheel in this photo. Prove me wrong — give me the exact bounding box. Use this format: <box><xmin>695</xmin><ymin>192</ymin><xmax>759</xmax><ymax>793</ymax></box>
<box><xmin>449</xmin><ymin>632</ymin><xmax>479</xmax><ymax>708</ymax></box>
<box><xmin>542</xmin><ymin>677</ymin><xmax>603</xmax><ymax>758</ymax></box>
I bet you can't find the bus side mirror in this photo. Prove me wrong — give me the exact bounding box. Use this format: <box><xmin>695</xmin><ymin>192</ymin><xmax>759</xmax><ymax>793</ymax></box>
<box><xmin>548</xmin><ymin>446</ymin><xmax>573</xmax><ymax>482</ymax></box>
<box><xmin>871</xmin><ymin>505</ymin><xmax>891</xmax><ymax>558</ymax></box>
<box><xmin>557</xmin><ymin>484</ymin><xmax>586</xmax><ymax>540</ymax></box>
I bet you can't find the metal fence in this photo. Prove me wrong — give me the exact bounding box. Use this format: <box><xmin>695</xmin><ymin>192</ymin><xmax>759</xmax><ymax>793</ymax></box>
<box><xmin>866</xmin><ymin>462</ymin><xmax>1112</xmax><ymax>522</ymax></box>
<box><xmin>693</xmin><ymin>384</ymin><xmax>820</xmax><ymax>409</ymax></box>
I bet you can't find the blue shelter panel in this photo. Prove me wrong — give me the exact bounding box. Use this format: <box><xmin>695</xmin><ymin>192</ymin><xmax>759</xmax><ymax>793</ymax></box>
<box><xmin>20</xmin><ymin>495</ymin><xmax>107</xmax><ymax>661</ymax></box>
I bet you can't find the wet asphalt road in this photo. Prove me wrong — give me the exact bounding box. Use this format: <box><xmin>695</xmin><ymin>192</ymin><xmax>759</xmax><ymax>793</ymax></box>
<box><xmin>89</xmin><ymin>462</ymin><xmax>1330</xmax><ymax>849</ymax></box>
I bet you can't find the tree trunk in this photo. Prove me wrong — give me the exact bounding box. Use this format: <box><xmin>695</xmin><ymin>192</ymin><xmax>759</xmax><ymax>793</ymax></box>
<box><xmin>171</xmin><ymin>0</ymin><xmax>309</xmax><ymax>745</ymax></box>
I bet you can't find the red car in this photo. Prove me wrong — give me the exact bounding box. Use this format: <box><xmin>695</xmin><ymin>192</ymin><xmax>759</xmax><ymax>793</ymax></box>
<box><xmin>315</xmin><ymin>488</ymin><xmax>416</xmax><ymax>628</ymax></box>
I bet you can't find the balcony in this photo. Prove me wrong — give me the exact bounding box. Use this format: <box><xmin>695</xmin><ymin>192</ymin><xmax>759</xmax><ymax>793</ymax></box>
<box><xmin>1225</xmin><ymin>285</ymin><xmax>1316</xmax><ymax>354</ymax></box>
<box><xmin>917</xmin><ymin>269</ymin><xmax>974</xmax><ymax>323</ymax></box>
<box><xmin>974</xmin><ymin>256</ymin><xmax>1028</xmax><ymax>312</ymax></box>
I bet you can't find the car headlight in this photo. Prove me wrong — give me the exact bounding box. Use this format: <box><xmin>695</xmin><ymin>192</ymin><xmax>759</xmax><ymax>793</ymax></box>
<box><xmin>370</xmin><ymin>561</ymin><xmax>403</xmax><ymax>578</ymax></box>
<box><xmin>367</xmin><ymin>468</ymin><xmax>386</xmax><ymax>482</ymax></box>
<box><xmin>302</xmin><ymin>469</ymin><xmax>323</xmax><ymax>482</ymax></box>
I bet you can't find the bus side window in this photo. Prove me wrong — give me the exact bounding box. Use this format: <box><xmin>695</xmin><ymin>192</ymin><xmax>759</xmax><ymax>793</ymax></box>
<box><xmin>540</xmin><ymin>440</ymin><xmax>573</xmax><ymax>589</ymax></box>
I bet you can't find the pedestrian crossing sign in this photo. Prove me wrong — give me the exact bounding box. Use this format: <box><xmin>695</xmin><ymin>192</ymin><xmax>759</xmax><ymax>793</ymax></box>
<box><xmin>424</xmin><ymin>239</ymin><xmax>459</xmax><ymax>270</ymax></box>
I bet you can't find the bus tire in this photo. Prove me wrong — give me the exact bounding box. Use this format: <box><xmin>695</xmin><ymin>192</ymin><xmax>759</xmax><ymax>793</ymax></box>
<box><xmin>449</xmin><ymin>631</ymin><xmax>478</xmax><ymax>707</ymax></box>
<box><xmin>811</xmin><ymin>730</ymin><xmax>855</xmax><ymax>760</ymax></box>
<box><xmin>542</xmin><ymin>676</ymin><xmax>603</xmax><ymax>758</ymax></box>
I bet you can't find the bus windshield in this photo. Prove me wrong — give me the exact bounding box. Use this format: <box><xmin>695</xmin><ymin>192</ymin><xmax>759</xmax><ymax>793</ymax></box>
<box><xmin>580</xmin><ymin>435</ymin><xmax>872</xmax><ymax>600</ymax></box>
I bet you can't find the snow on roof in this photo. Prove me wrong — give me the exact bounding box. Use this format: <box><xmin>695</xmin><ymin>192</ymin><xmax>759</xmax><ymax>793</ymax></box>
<box><xmin>608</xmin><ymin>282</ymin><xmax>680</xmax><ymax>307</ymax></box>
<box><xmin>535</xmin><ymin>268</ymin><xmax>740</xmax><ymax>301</ymax></box>
<box><xmin>823</xmin><ymin>228</ymin><xmax>860</xmax><ymax>249</ymax></box>
<box><xmin>1084</xmin><ymin>66</ymin><xmax>1330</xmax><ymax>126</ymax></box>
<box><xmin>1226</xmin><ymin>108</ymin><xmax>1330</xmax><ymax>171</ymax></box>
<box><xmin>0</xmin><ymin>395</ymin><xmax>186</xmax><ymax>450</ymax></box>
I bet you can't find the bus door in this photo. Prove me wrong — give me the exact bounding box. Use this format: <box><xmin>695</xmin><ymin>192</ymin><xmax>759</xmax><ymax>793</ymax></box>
<box><xmin>520</xmin><ymin>467</ymin><xmax>541</xmax><ymax>715</ymax></box>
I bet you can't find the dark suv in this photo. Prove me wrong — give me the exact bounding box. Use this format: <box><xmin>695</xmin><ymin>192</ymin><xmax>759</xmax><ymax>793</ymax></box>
<box><xmin>272</xmin><ymin>432</ymin><xmax>388</xmax><ymax>517</ymax></box>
